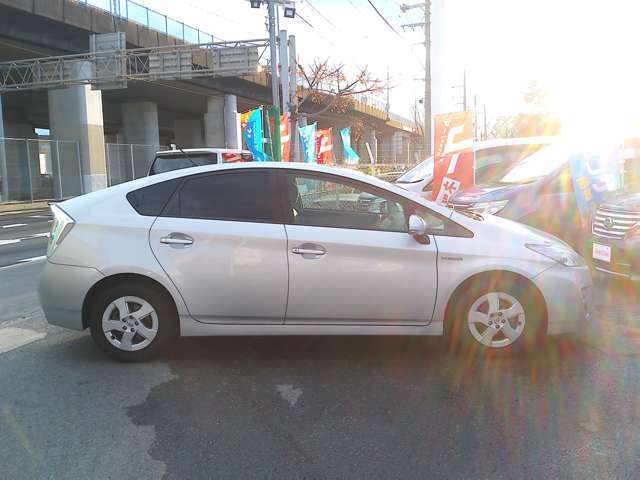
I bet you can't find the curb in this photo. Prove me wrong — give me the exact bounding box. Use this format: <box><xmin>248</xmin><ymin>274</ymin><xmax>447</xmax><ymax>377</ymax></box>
<box><xmin>0</xmin><ymin>201</ymin><xmax>51</xmax><ymax>215</ymax></box>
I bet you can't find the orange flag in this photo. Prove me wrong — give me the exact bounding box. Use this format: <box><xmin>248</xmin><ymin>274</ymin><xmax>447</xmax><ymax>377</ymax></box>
<box><xmin>315</xmin><ymin>128</ymin><xmax>334</xmax><ymax>165</ymax></box>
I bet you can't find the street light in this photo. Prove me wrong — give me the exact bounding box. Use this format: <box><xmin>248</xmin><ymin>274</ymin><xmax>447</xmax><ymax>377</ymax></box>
<box><xmin>250</xmin><ymin>0</ymin><xmax>262</xmax><ymax>8</ymax></box>
<box><xmin>283</xmin><ymin>6</ymin><xmax>296</xmax><ymax>18</ymax></box>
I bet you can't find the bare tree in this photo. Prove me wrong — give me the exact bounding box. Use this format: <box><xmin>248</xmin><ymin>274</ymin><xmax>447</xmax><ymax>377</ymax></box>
<box><xmin>296</xmin><ymin>58</ymin><xmax>385</xmax><ymax>118</ymax></box>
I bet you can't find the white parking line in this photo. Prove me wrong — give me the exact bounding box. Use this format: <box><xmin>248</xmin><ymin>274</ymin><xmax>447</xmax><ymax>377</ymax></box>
<box><xmin>0</xmin><ymin>239</ymin><xmax>20</xmax><ymax>246</ymax></box>
<box><xmin>1</xmin><ymin>224</ymin><xmax>27</xmax><ymax>229</ymax></box>
<box><xmin>0</xmin><ymin>257</ymin><xmax>47</xmax><ymax>272</ymax></box>
<box><xmin>18</xmin><ymin>255</ymin><xmax>47</xmax><ymax>263</ymax></box>
<box><xmin>0</xmin><ymin>327</ymin><xmax>46</xmax><ymax>354</ymax></box>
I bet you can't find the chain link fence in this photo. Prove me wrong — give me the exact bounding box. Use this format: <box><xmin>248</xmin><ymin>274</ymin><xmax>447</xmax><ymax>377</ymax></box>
<box><xmin>105</xmin><ymin>143</ymin><xmax>166</xmax><ymax>186</ymax></box>
<box><xmin>0</xmin><ymin>138</ymin><xmax>82</xmax><ymax>204</ymax></box>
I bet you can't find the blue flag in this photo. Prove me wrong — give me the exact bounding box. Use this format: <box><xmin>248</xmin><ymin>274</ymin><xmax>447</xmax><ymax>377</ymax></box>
<box><xmin>569</xmin><ymin>144</ymin><xmax>623</xmax><ymax>225</ymax></box>
<box><xmin>243</xmin><ymin>108</ymin><xmax>267</xmax><ymax>162</ymax></box>
<box><xmin>298</xmin><ymin>123</ymin><xmax>317</xmax><ymax>163</ymax></box>
<box><xmin>340</xmin><ymin>127</ymin><xmax>359</xmax><ymax>164</ymax></box>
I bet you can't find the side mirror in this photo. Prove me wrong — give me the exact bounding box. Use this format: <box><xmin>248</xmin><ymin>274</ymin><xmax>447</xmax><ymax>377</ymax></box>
<box><xmin>409</xmin><ymin>214</ymin><xmax>430</xmax><ymax>244</ymax></box>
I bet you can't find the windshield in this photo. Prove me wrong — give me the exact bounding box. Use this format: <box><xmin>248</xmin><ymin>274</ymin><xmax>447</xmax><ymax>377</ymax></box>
<box><xmin>150</xmin><ymin>153</ymin><xmax>217</xmax><ymax>175</ymax></box>
<box><xmin>485</xmin><ymin>144</ymin><xmax>567</xmax><ymax>185</ymax></box>
<box><xmin>474</xmin><ymin>144</ymin><xmax>546</xmax><ymax>184</ymax></box>
<box><xmin>396</xmin><ymin>157</ymin><xmax>434</xmax><ymax>183</ymax></box>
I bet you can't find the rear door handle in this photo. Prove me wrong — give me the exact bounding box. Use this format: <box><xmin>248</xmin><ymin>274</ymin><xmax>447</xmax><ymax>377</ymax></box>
<box><xmin>291</xmin><ymin>243</ymin><xmax>327</xmax><ymax>256</ymax></box>
<box><xmin>160</xmin><ymin>233</ymin><xmax>194</xmax><ymax>246</ymax></box>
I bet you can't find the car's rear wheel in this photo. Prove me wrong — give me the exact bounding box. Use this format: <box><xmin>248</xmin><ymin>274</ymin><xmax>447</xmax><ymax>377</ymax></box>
<box><xmin>89</xmin><ymin>283</ymin><xmax>178</xmax><ymax>362</ymax></box>
<box><xmin>448</xmin><ymin>277</ymin><xmax>544</xmax><ymax>356</ymax></box>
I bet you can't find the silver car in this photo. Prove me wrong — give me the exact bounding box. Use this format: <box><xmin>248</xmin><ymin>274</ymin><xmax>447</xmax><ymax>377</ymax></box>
<box><xmin>39</xmin><ymin>163</ymin><xmax>592</xmax><ymax>361</ymax></box>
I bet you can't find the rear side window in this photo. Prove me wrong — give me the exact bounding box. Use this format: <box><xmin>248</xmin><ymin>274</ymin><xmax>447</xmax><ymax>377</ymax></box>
<box><xmin>164</xmin><ymin>171</ymin><xmax>283</xmax><ymax>223</ymax></box>
<box><xmin>127</xmin><ymin>178</ymin><xmax>181</xmax><ymax>216</ymax></box>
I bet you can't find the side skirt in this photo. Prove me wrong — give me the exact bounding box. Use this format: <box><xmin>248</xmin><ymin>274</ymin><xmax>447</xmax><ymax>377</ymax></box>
<box><xmin>179</xmin><ymin>316</ymin><xmax>444</xmax><ymax>337</ymax></box>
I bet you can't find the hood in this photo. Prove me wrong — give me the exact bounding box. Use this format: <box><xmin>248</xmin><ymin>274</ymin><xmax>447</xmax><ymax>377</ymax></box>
<box><xmin>600</xmin><ymin>190</ymin><xmax>640</xmax><ymax>212</ymax></box>
<box><xmin>449</xmin><ymin>183</ymin><xmax>527</xmax><ymax>205</ymax></box>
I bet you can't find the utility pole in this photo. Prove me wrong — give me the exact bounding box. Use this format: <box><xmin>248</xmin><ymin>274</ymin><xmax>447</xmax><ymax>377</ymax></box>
<box><xmin>452</xmin><ymin>70</ymin><xmax>467</xmax><ymax>111</ymax></box>
<box><xmin>483</xmin><ymin>104</ymin><xmax>488</xmax><ymax>140</ymax></box>
<box><xmin>266</xmin><ymin>0</ymin><xmax>280</xmax><ymax>110</ymax></box>
<box><xmin>401</xmin><ymin>1</ymin><xmax>431</xmax><ymax>156</ymax></box>
<box><xmin>474</xmin><ymin>94</ymin><xmax>478</xmax><ymax>139</ymax></box>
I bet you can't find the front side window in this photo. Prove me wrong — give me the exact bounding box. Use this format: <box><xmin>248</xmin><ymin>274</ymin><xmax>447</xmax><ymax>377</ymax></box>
<box><xmin>285</xmin><ymin>173</ymin><xmax>408</xmax><ymax>232</ymax></box>
<box><xmin>165</xmin><ymin>171</ymin><xmax>283</xmax><ymax>223</ymax></box>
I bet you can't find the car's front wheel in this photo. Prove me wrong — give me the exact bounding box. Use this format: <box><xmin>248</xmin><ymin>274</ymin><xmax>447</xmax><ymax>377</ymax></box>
<box><xmin>89</xmin><ymin>282</ymin><xmax>178</xmax><ymax>362</ymax></box>
<box><xmin>448</xmin><ymin>277</ymin><xmax>544</xmax><ymax>356</ymax></box>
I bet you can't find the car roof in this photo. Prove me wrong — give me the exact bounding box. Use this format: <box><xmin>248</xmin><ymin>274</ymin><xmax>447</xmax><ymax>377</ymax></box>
<box><xmin>155</xmin><ymin>148</ymin><xmax>251</xmax><ymax>155</ymax></box>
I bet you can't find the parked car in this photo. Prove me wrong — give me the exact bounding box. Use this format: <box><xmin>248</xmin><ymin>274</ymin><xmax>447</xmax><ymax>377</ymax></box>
<box><xmin>448</xmin><ymin>141</ymin><xmax>588</xmax><ymax>251</ymax></box>
<box><xmin>591</xmin><ymin>157</ymin><xmax>640</xmax><ymax>282</ymax></box>
<box><xmin>395</xmin><ymin>137</ymin><xmax>554</xmax><ymax>198</ymax></box>
<box><xmin>39</xmin><ymin>162</ymin><xmax>592</xmax><ymax>361</ymax></box>
<box><xmin>148</xmin><ymin>148</ymin><xmax>252</xmax><ymax>176</ymax></box>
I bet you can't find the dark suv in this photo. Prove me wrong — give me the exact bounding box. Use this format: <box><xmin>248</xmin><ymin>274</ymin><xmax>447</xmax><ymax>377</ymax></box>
<box><xmin>591</xmin><ymin>159</ymin><xmax>640</xmax><ymax>282</ymax></box>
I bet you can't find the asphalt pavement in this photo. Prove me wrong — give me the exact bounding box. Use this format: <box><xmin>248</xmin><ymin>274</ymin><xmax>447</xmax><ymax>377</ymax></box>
<box><xmin>1</xmin><ymin>260</ymin><xmax>640</xmax><ymax>479</ymax></box>
<box><xmin>0</xmin><ymin>209</ymin><xmax>52</xmax><ymax>268</ymax></box>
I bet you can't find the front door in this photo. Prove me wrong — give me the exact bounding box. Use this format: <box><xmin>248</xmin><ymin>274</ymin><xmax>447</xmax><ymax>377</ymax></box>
<box><xmin>150</xmin><ymin>170</ymin><xmax>288</xmax><ymax>324</ymax></box>
<box><xmin>281</xmin><ymin>171</ymin><xmax>438</xmax><ymax>325</ymax></box>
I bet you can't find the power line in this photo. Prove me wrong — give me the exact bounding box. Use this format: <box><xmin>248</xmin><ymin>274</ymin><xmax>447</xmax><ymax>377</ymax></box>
<box><xmin>305</xmin><ymin>0</ymin><xmax>335</xmax><ymax>27</ymax></box>
<box><xmin>364</xmin><ymin>0</ymin><xmax>403</xmax><ymax>37</ymax></box>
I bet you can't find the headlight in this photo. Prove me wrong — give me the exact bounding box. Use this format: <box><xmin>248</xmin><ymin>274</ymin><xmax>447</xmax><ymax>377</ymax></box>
<box><xmin>468</xmin><ymin>200</ymin><xmax>509</xmax><ymax>215</ymax></box>
<box><xmin>47</xmin><ymin>204</ymin><xmax>75</xmax><ymax>257</ymax></box>
<box><xmin>526</xmin><ymin>242</ymin><xmax>585</xmax><ymax>267</ymax></box>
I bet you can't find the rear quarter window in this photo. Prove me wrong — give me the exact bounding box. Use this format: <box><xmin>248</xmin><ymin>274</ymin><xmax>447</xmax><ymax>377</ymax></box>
<box><xmin>126</xmin><ymin>178</ymin><xmax>182</xmax><ymax>216</ymax></box>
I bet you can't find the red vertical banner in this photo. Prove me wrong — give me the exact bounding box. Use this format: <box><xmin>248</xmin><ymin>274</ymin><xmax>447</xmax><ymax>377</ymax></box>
<box><xmin>431</xmin><ymin>111</ymin><xmax>474</xmax><ymax>204</ymax></box>
<box><xmin>280</xmin><ymin>113</ymin><xmax>290</xmax><ymax>162</ymax></box>
<box><xmin>316</xmin><ymin>128</ymin><xmax>334</xmax><ymax>165</ymax></box>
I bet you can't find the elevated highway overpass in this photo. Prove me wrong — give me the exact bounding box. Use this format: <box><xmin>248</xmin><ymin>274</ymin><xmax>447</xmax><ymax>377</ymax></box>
<box><xmin>0</xmin><ymin>0</ymin><xmax>418</xmax><ymax>202</ymax></box>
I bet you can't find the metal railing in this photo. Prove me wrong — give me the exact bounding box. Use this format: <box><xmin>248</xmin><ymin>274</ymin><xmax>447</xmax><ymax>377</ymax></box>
<box><xmin>77</xmin><ymin>0</ymin><xmax>214</xmax><ymax>44</ymax></box>
<box><xmin>0</xmin><ymin>138</ymin><xmax>82</xmax><ymax>203</ymax></box>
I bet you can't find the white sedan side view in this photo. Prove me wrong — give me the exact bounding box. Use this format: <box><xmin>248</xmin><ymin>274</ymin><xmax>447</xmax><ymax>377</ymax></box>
<box><xmin>39</xmin><ymin>163</ymin><xmax>593</xmax><ymax>362</ymax></box>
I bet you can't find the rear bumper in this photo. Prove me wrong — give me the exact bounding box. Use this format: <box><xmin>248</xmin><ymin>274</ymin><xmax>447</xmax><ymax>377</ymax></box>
<box><xmin>532</xmin><ymin>264</ymin><xmax>593</xmax><ymax>335</ymax></box>
<box><xmin>38</xmin><ymin>261</ymin><xmax>104</xmax><ymax>331</ymax></box>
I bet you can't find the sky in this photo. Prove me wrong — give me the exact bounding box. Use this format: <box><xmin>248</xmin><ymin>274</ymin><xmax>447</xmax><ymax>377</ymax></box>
<box><xmin>135</xmin><ymin>0</ymin><xmax>640</xmax><ymax>139</ymax></box>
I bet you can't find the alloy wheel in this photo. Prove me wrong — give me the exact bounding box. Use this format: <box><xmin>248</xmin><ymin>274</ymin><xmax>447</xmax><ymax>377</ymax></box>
<box><xmin>467</xmin><ymin>292</ymin><xmax>526</xmax><ymax>349</ymax></box>
<box><xmin>101</xmin><ymin>296</ymin><xmax>159</xmax><ymax>352</ymax></box>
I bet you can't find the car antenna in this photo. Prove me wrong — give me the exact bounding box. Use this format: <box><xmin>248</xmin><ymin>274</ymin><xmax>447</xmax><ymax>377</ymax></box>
<box><xmin>173</xmin><ymin>143</ymin><xmax>197</xmax><ymax>168</ymax></box>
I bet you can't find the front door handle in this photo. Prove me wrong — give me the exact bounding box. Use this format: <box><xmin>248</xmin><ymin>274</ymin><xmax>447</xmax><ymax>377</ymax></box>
<box><xmin>160</xmin><ymin>233</ymin><xmax>194</xmax><ymax>246</ymax></box>
<box><xmin>291</xmin><ymin>243</ymin><xmax>326</xmax><ymax>256</ymax></box>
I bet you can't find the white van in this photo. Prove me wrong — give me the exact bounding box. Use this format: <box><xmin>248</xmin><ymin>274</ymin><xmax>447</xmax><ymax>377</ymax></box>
<box><xmin>148</xmin><ymin>148</ymin><xmax>253</xmax><ymax>176</ymax></box>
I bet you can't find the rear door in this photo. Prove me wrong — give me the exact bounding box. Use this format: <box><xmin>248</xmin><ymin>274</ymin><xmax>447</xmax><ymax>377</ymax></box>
<box><xmin>149</xmin><ymin>169</ymin><xmax>288</xmax><ymax>324</ymax></box>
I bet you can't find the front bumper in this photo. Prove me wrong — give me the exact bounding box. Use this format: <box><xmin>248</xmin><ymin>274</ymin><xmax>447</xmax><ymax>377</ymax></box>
<box><xmin>532</xmin><ymin>264</ymin><xmax>593</xmax><ymax>335</ymax></box>
<box><xmin>38</xmin><ymin>261</ymin><xmax>104</xmax><ymax>331</ymax></box>
<box><xmin>590</xmin><ymin>235</ymin><xmax>640</xmax><ymax>282</ymax></box>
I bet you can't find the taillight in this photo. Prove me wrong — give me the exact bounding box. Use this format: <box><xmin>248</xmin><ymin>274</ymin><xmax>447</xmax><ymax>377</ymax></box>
<box><xmin>47</xmin><ymin>204</ymin><xmax>75</xmax><ymax>257</ymax></box>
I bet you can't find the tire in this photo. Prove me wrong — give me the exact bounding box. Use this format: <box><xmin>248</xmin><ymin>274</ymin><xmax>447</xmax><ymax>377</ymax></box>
<box><xmin>447</xmin><ymin>276</ymin><xmax>545</xmax><ymax>356</ymax></box>
<box><xmin>89</xmin><ymin>282</ymin><xmax>178</xmax><ymax>362</ymax></box>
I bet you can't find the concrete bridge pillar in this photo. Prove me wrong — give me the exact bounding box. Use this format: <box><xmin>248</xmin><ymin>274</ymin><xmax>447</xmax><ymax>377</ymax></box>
<box><xmin>174</xmin><ymin>118</ymin><xmax>204</xmax><ymax>148</ymax></box>
<box><xmin>120</xmin><ymin>101</ymin><xmax>160</xmax><ymax>178</ymax></box>
<box><xmin>204</xmin><ymin>94</ymin><xmax>240</xmax><ymax>149</ymax></box>
<box><xmin>49</xmin><ymin>61</ymin><xmax>107</xmax><ymax>193</ymax></box>
<box><xmin>121</xmin><ymin>101</ymin><xmax>160</xmax><ymax>146</ymax></box>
